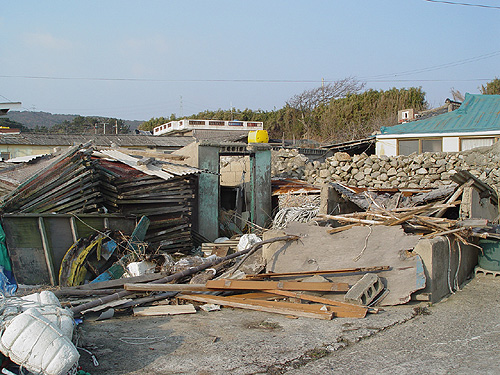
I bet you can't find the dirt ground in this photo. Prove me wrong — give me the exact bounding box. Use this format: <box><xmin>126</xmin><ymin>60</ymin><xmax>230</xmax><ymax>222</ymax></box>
<box><xmin>75</xmin><ymin>275</ymin><xmax>500</xmax><ymax>374</ymax></box>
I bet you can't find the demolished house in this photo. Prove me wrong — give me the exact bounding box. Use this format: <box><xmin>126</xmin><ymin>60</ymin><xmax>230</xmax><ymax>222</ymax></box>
<box><xmin>0</xmin><ymin>137</ymin><xmax>498</xmax><ymax>374</ymax></box>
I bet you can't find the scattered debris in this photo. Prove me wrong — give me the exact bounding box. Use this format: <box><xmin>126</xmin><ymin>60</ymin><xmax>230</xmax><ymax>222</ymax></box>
<box><xmin>0</xmin><ymin>142</ymin><xmax>498</xmax><ymax>374</ymax></box>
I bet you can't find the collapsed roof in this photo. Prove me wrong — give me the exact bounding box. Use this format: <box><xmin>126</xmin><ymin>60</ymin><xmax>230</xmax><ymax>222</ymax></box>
<box><xmin>0</xmin><ymin>143</ymin><xmax>202</xmax><ymax>252</ymax></box>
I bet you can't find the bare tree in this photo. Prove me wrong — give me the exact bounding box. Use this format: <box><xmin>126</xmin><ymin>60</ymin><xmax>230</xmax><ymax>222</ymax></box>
<box><xmin>286</xmin><ymin>77</ymin><xmax>365</xmax><ymax>139</ymax></box>
<box><xmin>450</xmin><ymin>88</ymin><xmax>465</xmax><ymax>102</ymax></box>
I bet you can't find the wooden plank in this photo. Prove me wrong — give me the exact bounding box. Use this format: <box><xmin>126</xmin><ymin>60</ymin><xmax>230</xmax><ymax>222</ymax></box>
<box><xmin>327</xmin><ymin>224</ymin><xmax>357</xmax><ymax>234</ymax></box>
<box><xmin>133</xmin><ymin>304</ymin><xmax>197</xmax><ymax>316</ymax></box>
<box><xmin>70</xmin><ymin>216</ymin><xmax>79</xmax><ymax>243</ymax></box>
<box><xmin>205</xmin><ymin>279</ymin><xmax>349</xmax><ymax>292</ymax></box>
<box><xmin>179</xmin><ymin>294</ymin><xmax>333</xmax><ymax>320</ymax></box>
<box><xmin>38</xmin><ymin>217</ymin><xmax>56</xmax><ymax>286</ymax></box>
<box><xmin>230</xmin><ymin>292</ymin><xmax>281</xmax><ymax>300</ymax></box>
<box><xmin>266</xmin><ymin>290</ymin><xmax>368</xmax><ymax>318</ymax></box>
<box><xmin>245</xmin><ymin>266</ymin><xmax>391</xmax><ymax>279</ymax></box>
<box><xmin>125</xmin><ymin>283</ymin><xmax>210</xmax><ymax>292</ymax></box>
<box><xmin>317</xmin><ymin>214</ymin><xmax>380</xmax><ymax>226</ymax></box>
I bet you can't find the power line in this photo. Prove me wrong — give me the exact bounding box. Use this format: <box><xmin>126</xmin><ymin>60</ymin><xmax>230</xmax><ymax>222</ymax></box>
<box><xmin>360</xmin><ymin>50</ymin><xmax>500</xmax><ymax>80</ymax></box>
<box><xmin>424</xmin><ymin>0</ymin><xmax>500</xmax><ymax>9</ymax></box>
<box><xmin>366</xmin><ymin>78</ymin><xmax>491</xmax><ymax>82</ymax></box>
<box><xmin>0</xmin><ymin>75</ymin><xmax>494</xmax><ymax>85</ymax></box>
<box><xmin>0</xmin><ymin>75</ymin><xmax>321</xmax><ymax>83</ymax></box>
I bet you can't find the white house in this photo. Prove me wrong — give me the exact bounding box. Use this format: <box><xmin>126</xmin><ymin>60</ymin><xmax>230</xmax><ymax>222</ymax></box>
<box><xmin>376</xmin><ymin>94</ymin><xmax>500</xmax><ymax>156</ymax></box>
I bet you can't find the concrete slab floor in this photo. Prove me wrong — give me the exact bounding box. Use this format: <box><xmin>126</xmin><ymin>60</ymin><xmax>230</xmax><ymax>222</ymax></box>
<box><xmin>286</xmin><ymin>275</ymin><xmax>500</xmax><ymax>375</ymax></box>
<box><xmin>77</xmin><ymin>300</ymin><xmax>414</xmax><ymax>374</ymax></box>
<box><xmin>76</xmin><ymin>276</ymin><xmax>500</xmax><ymax>374</ymax></box>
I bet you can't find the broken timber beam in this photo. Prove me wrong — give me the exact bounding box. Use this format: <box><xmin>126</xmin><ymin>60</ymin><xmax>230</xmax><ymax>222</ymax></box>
<box><xmin>178</xmin><ymin>294</ymin><xmax>334</xmax><ymax>320</ymax></box>
<box><xmin>205</xmin><ymin>279</ymin><xmax>350</xmax><ymax>292</ymax></box>
<box><xmin>317</xmin><ymin>214</ymin><xmax>380</xmax><ymax>226</ymax></box>
<box><xmin>265</xmin><ymin>290</ymin><xmax>368</xmax><ymax>318</ymax></box>
<box><xmin>245</xmin><ymin>266</ymin><xmax>390</xmax><ymax>280</ymax></box>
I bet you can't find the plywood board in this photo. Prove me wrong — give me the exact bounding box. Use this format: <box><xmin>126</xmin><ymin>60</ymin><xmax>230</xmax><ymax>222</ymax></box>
<box><xmin>133</xmin><ymin>304</ymin><xmax>196</xmax><ymax>316</ymax></box>
<box><xmin>263</xmin><ymin>222</ymin><xmax>424</xmax><ymax>306</ymax></box>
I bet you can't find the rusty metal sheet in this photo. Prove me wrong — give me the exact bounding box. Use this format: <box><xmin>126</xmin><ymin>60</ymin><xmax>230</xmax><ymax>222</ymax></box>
<box><xmin>272</xmin><ymin>178</ymin><xmax>321</xmax><ymax>196</ymax></box>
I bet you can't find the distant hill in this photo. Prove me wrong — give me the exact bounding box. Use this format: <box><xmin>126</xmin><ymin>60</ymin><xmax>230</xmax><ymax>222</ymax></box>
<box><xmin>5</xmin><ymin>111</ymin><xmax>143</xmax><ymax>132</ymax></box>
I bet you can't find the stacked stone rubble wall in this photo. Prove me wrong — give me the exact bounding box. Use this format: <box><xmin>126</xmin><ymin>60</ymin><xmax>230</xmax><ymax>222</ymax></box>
<box><xmin>271</xmin><ymin>148</ymin><xmax>500</xmax><ymax>192</ymax></box>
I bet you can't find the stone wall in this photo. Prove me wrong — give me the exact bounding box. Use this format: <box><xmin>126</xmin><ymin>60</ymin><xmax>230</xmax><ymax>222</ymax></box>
<box><xmin>272</xmin><ymin>147</ymin><xmax>500</xmax><ymax>192</ymax></box>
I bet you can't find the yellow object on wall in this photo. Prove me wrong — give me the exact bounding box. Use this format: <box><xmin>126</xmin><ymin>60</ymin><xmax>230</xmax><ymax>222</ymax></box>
<box><xmin>248</xmin><ymin>130</ymin><xmax>269</xmax><ymax>143</ymax></box>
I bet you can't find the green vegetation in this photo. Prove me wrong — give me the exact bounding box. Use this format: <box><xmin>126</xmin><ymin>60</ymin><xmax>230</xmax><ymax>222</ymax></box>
<box><xmin>138</xmin><ymin>115</ymin><xmax>175</xmax><ymax>132</ymax></box>
<box><xmin>4</xmin><ymin>112</ymin><xmax>140</xmax><ymax>134</ymax></box>
<box><xmin>480</xmin><ymin>77</ymin><xmax>500</xmax><ymax>95</ymax></box>
<box><xmin>49</xmin><ymin>116</ymin><xmax>129</xmax><ymax>134</ymax></box>
<box><xmin>22</xmin><ymin>76</ymin><xmax>500</xmax><ymax>142</ymax></box>
<box><xmin>139</xmin><ymin>82</ymin><xmax>427</xmax><ymax>143</ymax></box>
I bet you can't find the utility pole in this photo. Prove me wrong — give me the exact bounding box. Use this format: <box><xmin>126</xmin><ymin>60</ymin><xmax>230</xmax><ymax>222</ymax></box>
<box><xmin>115</xmin><ymin>119</ymin><xmax>118</xmax><ymax>134</ymax></box>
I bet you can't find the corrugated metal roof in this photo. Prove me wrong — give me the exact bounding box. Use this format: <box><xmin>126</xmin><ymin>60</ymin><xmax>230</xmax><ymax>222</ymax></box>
<box><xmin>380</xmin><ymin>93</ymin><xmax>500</xmax><ymax>135</ymax></box>
<box><xmin>6</xmin><ymin>154</ymin><xmax>48</xmax><ymax>163</ymax></box>
<box><xmin>0</xmin><ymin>133</ymin><xmax>195</xmax><ymax>147</ymax></box>
<box><xmin>99</xmin><ymin>149</ymin><xmax>201</xmax><ymax>180</ymax></box>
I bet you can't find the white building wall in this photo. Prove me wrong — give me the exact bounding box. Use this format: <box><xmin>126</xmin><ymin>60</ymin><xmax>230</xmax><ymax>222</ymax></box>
<box><xmin>442</xmin><ymin>137</ymin><xmax>459</xmax><ymax>152</ymax></box>
<box><xmin>376</xmin><ymin>138</ymin><xmax>397</xmax><ymax>156</ymax></box>
<box><xmin>376</xmin><ymin>131</ymin><xmax>500</xmax><ymax>156</ymax></box>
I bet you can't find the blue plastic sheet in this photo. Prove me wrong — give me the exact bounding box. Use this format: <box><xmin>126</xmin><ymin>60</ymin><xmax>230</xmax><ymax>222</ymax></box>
<box><xmin>0</xmin><ymin>224</ymin><xmax>17</xmax><ymax>295</ymax></box>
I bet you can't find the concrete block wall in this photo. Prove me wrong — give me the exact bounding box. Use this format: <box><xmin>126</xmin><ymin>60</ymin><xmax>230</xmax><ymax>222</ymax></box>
<box><xmin>413</xmin><ymin>236</ymin><xmax>479</xmax><ymax>303</ymax></box>
<box><xmin>220</xmin><ymin>156</ymin><xmax>250</xmax><ymax>186</ymax></box>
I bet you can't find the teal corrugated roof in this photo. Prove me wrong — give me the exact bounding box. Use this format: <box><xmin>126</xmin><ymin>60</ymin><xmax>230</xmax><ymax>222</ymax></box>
<box><xmin>380</xmin><ymin>93</ymin><xmax>500</xmax><ymax>135</ymax></box>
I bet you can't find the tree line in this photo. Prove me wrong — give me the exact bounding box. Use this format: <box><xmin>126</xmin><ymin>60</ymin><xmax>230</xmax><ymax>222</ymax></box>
<box><xmin>3</xmin><ymin>77</ymin><xmax>499</xmax><ymax>142</ymax></box>
<box><xmin>139</xmin><ymin>79</ymin><xmax>428</xmax><ymax>143</ymax></box>
<box><xmin>139</xmin><ymin>77</ymin><xmax>500</xmax><ymax>143</ymax></box>
<box><xmin>0</xmin><ymin>116</ymin><xmax>129</xmax><ymax>135</ymax></box>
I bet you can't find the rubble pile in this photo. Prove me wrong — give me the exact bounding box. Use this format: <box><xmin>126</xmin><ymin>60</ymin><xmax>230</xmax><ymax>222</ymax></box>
<box><xmin>0</xmin><ymin>140</ymin><xmax>499</xmax><ymax>374</ymax></box>
<box><xmin>272</xmin><ymin>146</ymin><xmax>500</xmax><ymax>192</ymax></box>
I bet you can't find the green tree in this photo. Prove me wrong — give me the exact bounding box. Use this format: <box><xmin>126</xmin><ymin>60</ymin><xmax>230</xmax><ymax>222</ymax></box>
<box><xmin>50</xmin><ymin>116</ymin><xmax>129</xmax><ymax>134</ymax></box>
<box><xmin>480</xmin><ymin>78</ymin><xmax>500</xmax><ymax>95</ymax></box>
<box><xmin>139</xmin><ymin>117</ymin><xmax>170</xmax><ymax>131</ymax></box>
<box><xmin>318</xmin><ymin>87</ymin><xmax>427</xmax><ymax>142</ymax></box>
<box><xmin>286</xmin><ymin>77</ymin><xmax>365</xmax><ymax>139</ymax></box>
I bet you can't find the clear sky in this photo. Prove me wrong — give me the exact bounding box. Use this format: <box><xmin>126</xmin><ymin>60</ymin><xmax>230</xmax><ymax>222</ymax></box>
<box><xmin>1</xmin><ymin>0</ymin><xmax>499</xmax><ymax>121</ymax></box>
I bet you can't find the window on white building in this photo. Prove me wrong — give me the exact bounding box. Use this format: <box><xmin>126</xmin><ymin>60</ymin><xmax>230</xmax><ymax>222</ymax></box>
<box><xmin>460</xmin><ymin>137</ymin><xmax>496</xmax><ymax>151</ymax></box>
<box><xmin>398</xmin><ymin>138</ymin><xmax>442</xmax><ymax>155</ymax></box>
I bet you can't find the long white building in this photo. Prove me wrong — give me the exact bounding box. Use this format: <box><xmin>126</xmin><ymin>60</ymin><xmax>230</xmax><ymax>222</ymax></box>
<box><xmin>153</xmin><ymin>119</ymin><xmax>263</xmax><ymax>136</ymax></box>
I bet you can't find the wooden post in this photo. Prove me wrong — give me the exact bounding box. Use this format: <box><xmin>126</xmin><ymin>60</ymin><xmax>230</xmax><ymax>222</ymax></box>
<box><xmin>38</xmin><ymin>217</ymin><xmax>56</xmax><ymax>285</ymax></box>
